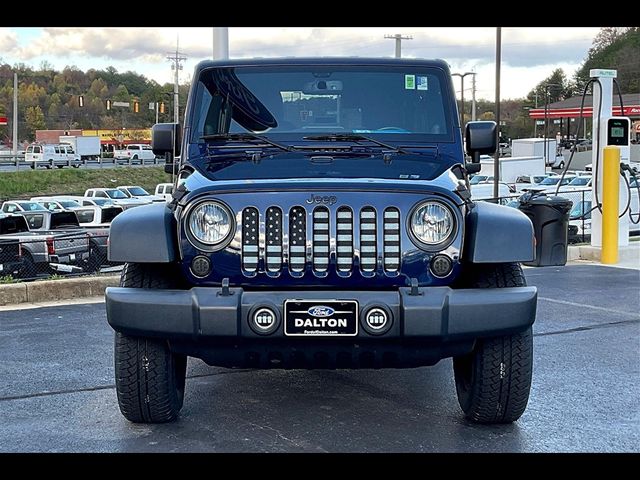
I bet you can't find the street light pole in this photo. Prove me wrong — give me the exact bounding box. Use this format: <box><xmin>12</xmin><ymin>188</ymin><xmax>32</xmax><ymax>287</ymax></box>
<box><xmin>12</xmin><ymin>73</ymin><xmax>18</xmax><ymax>162</ymax></box>
<box><xmin>452</xmin><ymin>72</ymin><xmax>475</xmax><ymax>129</ymax></box>
<box><xmin>493</xmin><ymin>27</ymin><xmax>502</xmax><ymax>200</ymax></box>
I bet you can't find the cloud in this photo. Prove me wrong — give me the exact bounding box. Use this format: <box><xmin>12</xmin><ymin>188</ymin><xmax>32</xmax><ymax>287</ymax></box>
<box><xmin>4</xmin><ymin>27</ymin><xmax>602</xmax><ymax>99</ymax></box>
<box><xmin>0</xmin><ymin>28</ymin><xmax>19</xmax><ymax>55</ymax></box>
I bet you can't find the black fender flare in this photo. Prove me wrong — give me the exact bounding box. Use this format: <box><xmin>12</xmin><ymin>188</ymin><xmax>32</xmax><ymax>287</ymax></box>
<box><xmin>463</xmin><ymin>201</ymin><xmax>535</xmax><ymax>263</ymax></box>
<box><xmin>108</xmin><ymin>203</ymin><xmax>178</xmax><ymax>263</ymax></box>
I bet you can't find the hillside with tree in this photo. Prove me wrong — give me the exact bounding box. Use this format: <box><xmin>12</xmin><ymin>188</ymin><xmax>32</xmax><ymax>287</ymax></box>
<box><xmin>0</xmin><ymin>62</ymin><xmax>189</xmax><ymax>144</ymax></box>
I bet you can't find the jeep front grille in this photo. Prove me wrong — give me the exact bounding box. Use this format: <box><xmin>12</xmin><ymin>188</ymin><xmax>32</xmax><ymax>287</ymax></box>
<box><xmin>240</xmin><ymin>205</ymin><xmax>401</xmax><ymax>276</ymax></box>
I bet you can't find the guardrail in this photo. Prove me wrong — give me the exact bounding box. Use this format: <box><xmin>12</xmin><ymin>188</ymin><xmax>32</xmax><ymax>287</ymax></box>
<box><xmin>0</xmin><ymin>155</ymin><xmax>165</xmax><ymax>170</ymax></box>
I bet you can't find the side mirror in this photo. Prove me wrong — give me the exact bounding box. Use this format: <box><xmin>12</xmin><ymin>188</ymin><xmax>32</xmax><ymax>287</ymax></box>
<box><xmin>465</xmin><ymin>121</ymin><xmax>497</xmax><ymax>158</ymax></box>
<box><xmin>152</xmin><ymin>123</ymin><xmax>181</xmax><ymax>174</ymax></box>
<box><xmin>464</xmin><ymin>121</ymin><xmax>496</xmax><ymax>175</ymax></box>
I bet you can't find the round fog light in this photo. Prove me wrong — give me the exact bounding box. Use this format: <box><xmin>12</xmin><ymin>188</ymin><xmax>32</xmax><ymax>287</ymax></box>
<box><xmin>191</xmin><ymin>255</ymin><xmax>211</xmax><ymax>277</ymax></box>
<box><xmin>250</xmin><ymin>307</ymin><xmax>279</xmax><ymax>335</ymax></box>
<box><xmin>362</xmin><ymin>306</ymin><xmax>392</xmax><ymax>335</ymax></box>
<box><xmin>430</xmin><ymin>254</ymin><xmax>453</xmax><ymax>278</ymax></box>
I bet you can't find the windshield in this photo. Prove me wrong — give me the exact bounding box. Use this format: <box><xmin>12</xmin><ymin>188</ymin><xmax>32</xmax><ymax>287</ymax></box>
<box><xmin>191</xmin><ymin>65</ymin><xmax>452</xmax><ymax>142</ymax></box>
<box><xmin>19</xmin><ymin>202</ymin><xmax>47</xmax><ymax>211</ymax></box>
<box><xmin>59</xmin><ymin>200</ymin><xmax>82</xmax><ymax>208</ymax></box>
<box><xmin>570</xmin><ymin>200</ymin><xmax>592</xmax><ymax>220</ymax></box>
<box><xmin>539</xmin><ymin>176</ymin><xmax>561</xmax><ymax>186</ymax></box>
<box><xmin>469</xmin><ymin>175</ymin><xmax>490</xmax><ymax>185</ymax></box>
<box><xmin>106</xmin><ymin>189</ymin><xmax>129</xmax><ymax>199</ymax></box>
<box><xmin>127</xmin><ymin>187</ymin><xmax>149</xmax><ymax>196</ymax></box>
<box><xmin>568</xmin><ymin>176</ymin><xmax>590</xmax><ymax>186</ymax></box>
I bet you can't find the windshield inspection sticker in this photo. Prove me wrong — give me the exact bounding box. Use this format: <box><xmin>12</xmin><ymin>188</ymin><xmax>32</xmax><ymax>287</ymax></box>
<box><xmin>417</xmin><ymin>76</ymin><xmax>429</xmax><ymax>90</ymax></box>
<box><xmin>405</xmin><ymin>74</ymin><xmax>415</xmax><ymax>89</ymax></box>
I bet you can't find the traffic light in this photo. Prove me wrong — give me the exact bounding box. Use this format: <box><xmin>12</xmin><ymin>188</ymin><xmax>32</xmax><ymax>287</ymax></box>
<box><xmin>159</xmin><ymin>102</ymin><xmax>165</xmax><ymax>114</ymax></box>
<box><xmin>133</xmin><ymin>101</ymin><xmax>139</xmax><ymax>113</ymax></box>
<box><xmin>78</xmin><ymin>95</ymin><xmax>84</xmax><ymax>108</ymax></box>
<box><xmin>106</xmin><ymin>99</ymin><xmax>112</xmax><ymax>110</ymax></box>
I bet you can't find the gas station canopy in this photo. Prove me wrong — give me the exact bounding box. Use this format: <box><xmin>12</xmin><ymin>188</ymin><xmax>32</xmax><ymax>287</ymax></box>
<box><xmin>529</xmin><ymin>93</ymin><xmax>640</xmax><ymax>119</ymax></box>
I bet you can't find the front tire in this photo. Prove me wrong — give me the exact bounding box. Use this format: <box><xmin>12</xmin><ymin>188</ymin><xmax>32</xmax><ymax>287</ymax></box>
<box><xmin>113</xmin><ymin>263</ymin><xmax>187</xmax><ymax>423</ymax></box>
<box><xmin>115</xmin><ymin>332</ymin><xmax>186</xmax><ymax>423</ymax></box>
<box><xmin>453</xmin><ymin>263</ymin><xmax>533</xmax><ymax>423</ymax></box>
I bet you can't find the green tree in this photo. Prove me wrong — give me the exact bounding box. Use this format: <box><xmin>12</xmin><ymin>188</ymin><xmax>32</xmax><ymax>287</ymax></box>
<box><xmin>575</xmin><ymin>27</ymin><xmax>640</xmax><ymax>93</ymax></box>
<box><xmin>526</xmin><ymin>69</ymin><xmax>574</xmax><ymax>107</ymax></box>
<box><xmin>24</xmin><ymin>105</ymin><xmax>45</xmax><ymax>140</ymax></box>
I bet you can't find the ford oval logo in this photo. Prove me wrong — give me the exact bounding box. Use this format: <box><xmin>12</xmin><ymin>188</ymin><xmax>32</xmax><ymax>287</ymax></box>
<box><xmin>307</xmin><ymin>306</ymin><xmax>335</xmax><ymax>317</ymax></box>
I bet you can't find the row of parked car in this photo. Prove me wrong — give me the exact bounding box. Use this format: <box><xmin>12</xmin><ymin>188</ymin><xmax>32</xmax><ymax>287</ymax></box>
<box><xmin>469</xmin><ymin>171</ymin><xmax>640</xmax><ymax>242</ymax></box>
<box><xmin>0</xmin><ymin>183</ymin><xmax>174</xmax><ymax>280</ymax></box>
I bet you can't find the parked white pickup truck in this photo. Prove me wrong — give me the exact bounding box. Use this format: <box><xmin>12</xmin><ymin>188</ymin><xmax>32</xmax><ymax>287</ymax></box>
<box><xmin>113</xmin><ymin>144</ymin><xmax>156</xmax><ymax>164</ymax></box>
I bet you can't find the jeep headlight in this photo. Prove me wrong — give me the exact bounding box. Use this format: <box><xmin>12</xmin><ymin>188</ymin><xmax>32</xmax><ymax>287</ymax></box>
<box><xmin>187</xmin><ymin>200</ymin><xmax>233</xmax><ymax>248</ymax></box>
<box><xmin>410</xmin><ymin>201</ymin><xmax>456</xmax><ymax>248</ymax></box>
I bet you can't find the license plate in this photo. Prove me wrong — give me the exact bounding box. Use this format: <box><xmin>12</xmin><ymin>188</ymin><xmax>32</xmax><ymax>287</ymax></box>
<box><xmin>284</xmin><ymin>300</ymin><xmax>358</xmax><ymax>337</ymax></box>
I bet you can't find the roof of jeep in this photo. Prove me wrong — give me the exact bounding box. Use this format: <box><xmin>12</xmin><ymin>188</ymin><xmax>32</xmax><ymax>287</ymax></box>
<box><xmin>193</xmin><ymin>57</ymin><xmax>450</xmax><ymax>73</ymax></box>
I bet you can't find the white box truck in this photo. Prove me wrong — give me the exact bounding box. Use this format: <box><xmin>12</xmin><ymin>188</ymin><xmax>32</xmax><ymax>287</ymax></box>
<box><xmin>59</xmin><ymin>136</ymin><xmax>101</xmax><ymax>161</ymax></box>
<box><xmin>511</xmin><ymin>138</ymin><xmax>565</xmax><ymax>168</ymax></box>
<box><xmin>479</xmin><ymin>155</ymin><xmax>547</xmax><ymax>184</ymax></box>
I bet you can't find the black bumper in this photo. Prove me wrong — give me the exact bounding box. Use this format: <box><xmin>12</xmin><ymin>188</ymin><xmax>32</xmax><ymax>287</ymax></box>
<box><xmin>106</xmin><ymin>285</ymin><xmax>537</xmax><ymax>342</ymax></box>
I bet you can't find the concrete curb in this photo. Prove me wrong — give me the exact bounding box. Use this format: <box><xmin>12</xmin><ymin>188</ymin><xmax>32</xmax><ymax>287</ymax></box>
<box><xmin>0</xmin><ymin>275</ymin><xmax>119</xmax><ymax>307</ymax></box>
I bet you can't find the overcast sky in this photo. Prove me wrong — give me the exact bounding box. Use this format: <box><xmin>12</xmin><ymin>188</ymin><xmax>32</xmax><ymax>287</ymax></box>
<box><xmin>0</xmin><ymin>27</ymin><xmax>601</xmax><ymax>100</ymax></box>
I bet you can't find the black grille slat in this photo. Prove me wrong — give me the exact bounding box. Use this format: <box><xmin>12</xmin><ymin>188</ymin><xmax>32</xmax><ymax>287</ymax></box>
<box><xmin>242</xmin><ymin>207</ymin><xmax>259</xmax><ymax>272</ymax></box>
<box><xmin>359</xmin><ymin>207</ymin><xmax>377</xmax><ymax>273</ymax></box>
<box><xmin>313</xmin><ymin>207</ymin><xmax>330</xmax><ymax>273</ymax></box>
<box><xmin>383</xmin><ymin>207</ymin><xmax>401</xmax><ymax>272</ymax></box>
<box><xmin>336</xmin><ymin>207</ymin><xmax>353</xmax><ymax>273</ymax></box>
<box><xmin>289</xmin><ymin>206</ymin><xmax>306</xmax><ymax>273</ymax></box>
<box><xmin>265</xmin><ymin>206</ymin><xmax>282</xmax><ymax>272</ymax></box>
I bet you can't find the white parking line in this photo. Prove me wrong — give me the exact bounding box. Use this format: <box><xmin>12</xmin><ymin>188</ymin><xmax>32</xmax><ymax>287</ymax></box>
<box><xmin>538</xmin><ymin>296</ymin><xmax>639</xmax><ymax>318</ymax></box>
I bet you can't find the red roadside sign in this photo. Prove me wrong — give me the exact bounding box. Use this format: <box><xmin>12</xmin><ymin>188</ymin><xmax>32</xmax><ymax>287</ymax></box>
<box><xmin>0</xmin><ymin>116</ymin><xmax>8</xmax><ymax>126</ymax></box>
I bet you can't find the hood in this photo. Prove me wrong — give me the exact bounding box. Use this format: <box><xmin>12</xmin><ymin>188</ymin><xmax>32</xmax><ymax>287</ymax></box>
<box><xmin>190</xmin><ymin>150</ymin><xmax>458</xmax><ymax>184</ymax></box>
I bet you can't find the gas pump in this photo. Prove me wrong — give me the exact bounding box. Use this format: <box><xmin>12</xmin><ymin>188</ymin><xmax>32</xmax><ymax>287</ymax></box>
<box><xmin>589</xmin><ymin>69</ymin><xmax>631</xmax><ymax>248</ymax></box>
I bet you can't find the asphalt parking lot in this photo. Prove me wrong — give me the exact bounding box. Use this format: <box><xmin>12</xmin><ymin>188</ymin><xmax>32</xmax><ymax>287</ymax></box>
<box><xmin>0</xmin><ymin>264</ymin><xmax>638</xmax><ymax>452</ymax></box>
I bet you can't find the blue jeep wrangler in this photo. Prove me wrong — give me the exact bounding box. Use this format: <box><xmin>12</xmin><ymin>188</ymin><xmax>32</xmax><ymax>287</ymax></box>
<box><xmin>106</xmin><ymin>58</ymin><xmax>537</xmax><ymax>424</ymax></box>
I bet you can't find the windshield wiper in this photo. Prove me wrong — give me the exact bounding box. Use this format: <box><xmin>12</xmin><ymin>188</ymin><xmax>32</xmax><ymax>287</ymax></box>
<box><xmin>201</xmin><ymin>133</ymin><xmax>294</xmax><ymax>153</ymax></box>
<box><xmin>303</xmin><ymin>134</ymin><xmax>409</xmax><ymax>154</ymax></box>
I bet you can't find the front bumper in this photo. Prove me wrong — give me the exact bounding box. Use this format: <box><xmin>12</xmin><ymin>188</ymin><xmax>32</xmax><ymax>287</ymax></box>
<box><xmin>106</xmin><ymin>285</ymin><xmax>537</xmax><ymax>341</ymax></box>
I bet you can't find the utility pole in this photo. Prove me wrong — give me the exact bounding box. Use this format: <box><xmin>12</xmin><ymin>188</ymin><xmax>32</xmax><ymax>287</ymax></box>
<box><xmin>12</xmin><ymin>73</ymin><xmax>18</xmax><ymax>162</ymax></box>
<box><xmin>493</xmin><ymin>27</ymin><xmax>502</xmax><ymax>200</ymax></box>
<box><xmin>213</xmin><ymin>27</ymin><xmax>229</xmax><ymax>60</ymax></box>
<box><xmin>471</xmin><ymin>72</ymin><xmax>477</xmax><ymax>121</ymax></box>
<box><xmin>166</xmin><ymin>37</ymin><xmax>187</xmax><ymax>124</ymax></box>
<box><xmin>384</xmin><ymin>34</ymin><xmax>412</xmax><ymax>58</ymax></box>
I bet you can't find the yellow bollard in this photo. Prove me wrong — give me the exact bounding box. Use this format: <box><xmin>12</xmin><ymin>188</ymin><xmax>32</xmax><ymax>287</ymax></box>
<box><xmin>601</xmin><ymin>146</ymin><xmax>620</xmax><ymax>264</ymax></box>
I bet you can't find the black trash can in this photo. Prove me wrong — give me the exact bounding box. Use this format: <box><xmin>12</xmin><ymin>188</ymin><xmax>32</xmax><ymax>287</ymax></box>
<box><xmin>518</xmin><ymin>193</ymin><xmax>573</xmax><ymax>267</ymax></box>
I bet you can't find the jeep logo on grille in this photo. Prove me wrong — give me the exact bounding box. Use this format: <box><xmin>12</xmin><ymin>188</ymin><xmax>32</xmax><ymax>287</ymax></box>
<box><xmin>307</xmin><ymin>306</ymin><xmax>335</xmax><ymax>317</ymax></box>
<box><xmin>306</xmin><ymin>194</ymin><xmax>337</xmax><ymax>206</ymax></box>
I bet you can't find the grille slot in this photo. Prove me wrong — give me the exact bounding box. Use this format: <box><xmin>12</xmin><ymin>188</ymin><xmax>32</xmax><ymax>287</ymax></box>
<box><xmin>241</xmin><ymin>207</ymin><xmax>259</xmax><ymax>272</ymax></box>
<box><xmin>383</xmin><ymin>207</ymin><xmax>401</xmax><ymax>272</ymax></box>
<box><xmin>265</xmin><ymin>206</ymin><xmax>282</xmax><ymax>272</ymax></box>
<box><xmin>288</xmin><ymin>206</ymin><xmax>306</xmax><ymax>273</ymax></box>
<box><xmin>313</xmin><ymin>207</ymin><xmax>330</xmax><ymax>273</ymax></box>
<box><xmin>359</xmin><ymin>207</ymin><xmax>377</xmax><ymax>273</ymax></box>
<box><xmin>336</xmin><ymin>207</ymin><xmax>353</xmax><ymax>273</ymax></box>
